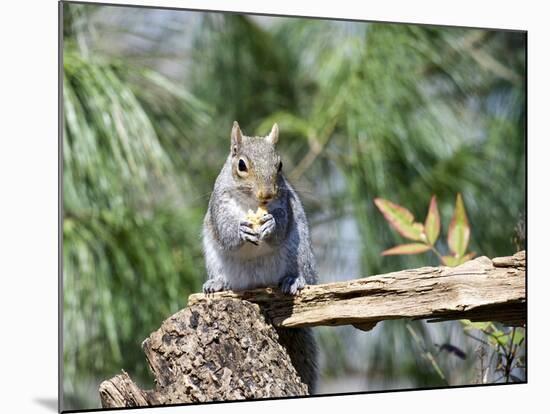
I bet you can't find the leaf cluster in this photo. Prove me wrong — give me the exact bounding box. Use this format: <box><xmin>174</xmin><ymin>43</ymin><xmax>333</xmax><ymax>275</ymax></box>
<box><xmin>375</xmin><ymin>194</ymin><xmax>475</xmax><ymax>266</ymax></box>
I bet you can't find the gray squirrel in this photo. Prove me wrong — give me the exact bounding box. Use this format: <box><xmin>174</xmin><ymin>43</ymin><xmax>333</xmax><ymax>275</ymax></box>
<box><xmin>202</xmin><ymin>121</ymin><xmax>318</xmax><ymax>393</ymax></box>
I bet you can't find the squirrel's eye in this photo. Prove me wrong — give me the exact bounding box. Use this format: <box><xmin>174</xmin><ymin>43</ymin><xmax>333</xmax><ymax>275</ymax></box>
<box><xmin>238</xmin><ymin>159</ymin><xmax>248</xmax><ymax>172</ymax></box>
<box><xmin>277</xmin><ymin>161</ymin><xmax>283</xmax><ymax>172</ymax></box>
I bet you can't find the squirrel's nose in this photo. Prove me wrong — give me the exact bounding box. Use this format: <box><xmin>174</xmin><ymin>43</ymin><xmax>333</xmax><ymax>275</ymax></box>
<box><xmin>257</xmin><ymin>188</ymin><xmax>276</xmax><ymax>203</ymax></box>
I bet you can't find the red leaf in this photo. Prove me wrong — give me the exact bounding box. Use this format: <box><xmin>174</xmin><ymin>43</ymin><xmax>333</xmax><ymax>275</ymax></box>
<box><xmin>424</xmin><ymin>195</ymin><xmax>440</xmax><ymax>246</ymax></box>
<box><xmin>374</xmin><ymin>198</ymin><xmax>424</xmax><ymax>241</ymax></box>
<box><xmin>447</xmin><ymin>193</ymin><xmax>471</xmax><ymax>257</ymax></box>
<box><xmin>381</xmin><ymin>243</ymin><xmax>431</xmax><ymax>256</ymax></box>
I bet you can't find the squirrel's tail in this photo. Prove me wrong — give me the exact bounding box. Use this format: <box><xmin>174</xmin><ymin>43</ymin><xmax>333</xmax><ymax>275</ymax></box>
<box><xmin>275</xmin><ymin>327</ymin><xmax>318</xmax><ymax>394</ymax></box>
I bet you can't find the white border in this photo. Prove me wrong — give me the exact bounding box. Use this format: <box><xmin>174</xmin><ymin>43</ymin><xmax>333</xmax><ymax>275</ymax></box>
<box><xmin>1</xmin><ymin>0</ymin><xmax>547</xmax><ymax>413</ymax></box>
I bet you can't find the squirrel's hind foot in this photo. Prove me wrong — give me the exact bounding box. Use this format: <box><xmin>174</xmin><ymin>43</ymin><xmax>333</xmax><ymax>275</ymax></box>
<box><xmin>279</xmin><ymin>274</ymin><xmax>306</xmax><ymax>295</ymax></box>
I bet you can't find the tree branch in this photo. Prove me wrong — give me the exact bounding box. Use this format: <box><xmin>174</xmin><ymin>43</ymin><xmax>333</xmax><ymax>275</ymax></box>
<box><xmin>189</xmin><ymin>251</ymin><xmax>526</xmax><ymax>331</ymax></box>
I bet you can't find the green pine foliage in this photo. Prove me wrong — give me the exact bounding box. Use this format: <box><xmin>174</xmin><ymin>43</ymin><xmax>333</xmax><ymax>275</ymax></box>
<box><xmin>62</xmin><ymin>4</ymin><xmax>211</xmax><ymax>407</ymax></box>
<box><xmin>62</xmin><ymin>4</ymin><xmax>525</xmax><ymax>409</ymax></box>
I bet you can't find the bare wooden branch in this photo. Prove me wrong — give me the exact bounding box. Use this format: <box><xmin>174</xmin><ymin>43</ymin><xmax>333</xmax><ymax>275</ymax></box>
<box><xmin>188</xmin><ymin>251</ymin><xmax>526</xmax><ymax>330</ymax></box>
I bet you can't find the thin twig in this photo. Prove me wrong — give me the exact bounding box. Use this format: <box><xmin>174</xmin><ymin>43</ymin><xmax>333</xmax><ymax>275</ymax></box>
<box><xmin>504</xmin><ymin>327</ymin><xmax>517</xmax><ymax>383</ymax></box>
<box><xmin>464</xmin><ymin>331</ymin><xmax>491</xmax><ymax>347</ymax></box>
<box><xmin>406</xmin><ymin>323</ymin><xmax>448</xmax><ymax>385</ymax></box>
<box><xmin>429</xmin><ymin>245</ymin><xmax>444</xmax><ymax>263</ymax></box>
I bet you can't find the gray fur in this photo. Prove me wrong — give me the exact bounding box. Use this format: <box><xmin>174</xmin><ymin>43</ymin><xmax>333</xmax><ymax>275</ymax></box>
<box><xmin>202</xmin><ymin>122</ymin><xmax>318</xmax><ymax>392</ymax></box>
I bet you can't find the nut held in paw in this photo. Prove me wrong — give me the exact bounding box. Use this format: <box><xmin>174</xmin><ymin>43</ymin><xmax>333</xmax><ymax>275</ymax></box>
<box><xmin>246</xmin><ymin>205</ymin><xmax>268</xmax><ymax>231</ymax></box>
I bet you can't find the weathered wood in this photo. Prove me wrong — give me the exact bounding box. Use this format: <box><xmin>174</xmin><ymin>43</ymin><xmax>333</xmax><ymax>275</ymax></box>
<box><xmin>99</xmin><ymin>371</ymin><xmax>159</xmax><ymax>407</ymax></box>
<box><xmin>99</xmin><ymin>299</ymin><xmax>308</xmax><ymax>408</ymax></box>
<box><xmin>100</xmin><ymin>251</ymin><xmax>525</xmax><ymax>407</ymax></box>
<box><xmin>188</xmin><ymin>251</ymin><xmax>526</xmax><ymax>330</ymax></box>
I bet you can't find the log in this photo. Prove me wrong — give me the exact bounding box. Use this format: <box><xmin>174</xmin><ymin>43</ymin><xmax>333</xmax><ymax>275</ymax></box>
<box><xmin>99</xmin><ymin>251</ymin><xmax>525</xmax><ymax>407</ymax></box>
<box><xmin>188</xmin><ymin>251</ymin><xmax>526</xmax><ymax>331</ymax></box>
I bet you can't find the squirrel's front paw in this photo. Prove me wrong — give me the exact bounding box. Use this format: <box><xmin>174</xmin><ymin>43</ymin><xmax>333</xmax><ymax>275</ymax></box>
<box><xmin>279</xmin><ymin>274</ymin><xmax>306</xmax><ymax>295</ymax></box>
<box><xmin>239</xmin><ymin>221</ymin><xmax>259</xmax><ymax>245</ymax></box>
<box><xmin>203</xmin><ymin>279</ymin><xmax>228</xmax><ymax>294</ymax></box>
<box><xmin>258</xmin><ymin>214</ymin><xmax>276</xmax><ymax>241</ymax></box>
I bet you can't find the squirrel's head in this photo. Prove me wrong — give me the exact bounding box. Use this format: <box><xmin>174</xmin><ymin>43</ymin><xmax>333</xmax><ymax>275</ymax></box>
<box><xmin>229</xmin><ymin>121</ymin><xmax>283</xmax><ymax>205</ymax></box>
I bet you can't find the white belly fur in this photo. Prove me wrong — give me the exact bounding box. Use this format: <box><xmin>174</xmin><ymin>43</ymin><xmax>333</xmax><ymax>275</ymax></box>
<box><xmin>213</xmin><ymin>196</ymin><xmax>287</xmax><ymax>290</ymax></box>
<box><xmin>223</xmin><ymin>247</ymin><xmax>286</xmax><ymax>291</ymax></box>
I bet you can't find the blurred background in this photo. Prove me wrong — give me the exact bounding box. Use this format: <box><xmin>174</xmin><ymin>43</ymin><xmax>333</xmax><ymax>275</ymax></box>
<box><xmin>62</xmin><ymin>3</ymin><xmax>526</xmax><ymax>410</ymax></box>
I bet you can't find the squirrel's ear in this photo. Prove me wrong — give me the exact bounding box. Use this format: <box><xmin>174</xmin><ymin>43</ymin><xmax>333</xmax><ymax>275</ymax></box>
<box><xmin>267</xmin><ymin>123</ymin><xmax>279</xmax><ymax>145</ymax></box>
<box><xmin>231</xmin><ymin>121</ymin><xmax>242</xmax><ymax>154</ymax></box>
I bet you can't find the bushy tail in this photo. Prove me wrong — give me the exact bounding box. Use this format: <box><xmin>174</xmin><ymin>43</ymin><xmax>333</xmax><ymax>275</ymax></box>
<box><xmin>275</xmin><ymin>327</ymin><xmax>318</xmax><ymax>394</ymax></box>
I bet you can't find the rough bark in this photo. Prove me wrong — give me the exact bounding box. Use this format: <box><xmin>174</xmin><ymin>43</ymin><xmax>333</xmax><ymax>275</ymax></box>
<box><xmin>99</xmin><ymin>299</ymin><xmax>308</xmax><ymax>408</ymax></box>
<box><xmin>188</xmin><ymin>251</ymin><xmax>526</xmax><ymax>331</ymax></box>
<box><xmin>99</xmin><ymin>251</ymin><xmax>525</xmax><ymax>408</ymax></box>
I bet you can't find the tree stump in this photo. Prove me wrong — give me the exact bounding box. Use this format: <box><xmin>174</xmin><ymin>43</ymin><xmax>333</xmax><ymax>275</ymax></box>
<box><xmin>99</xmin><ymin>298</ymin><xmax>308</xmax><ymax>408</ymax></box>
